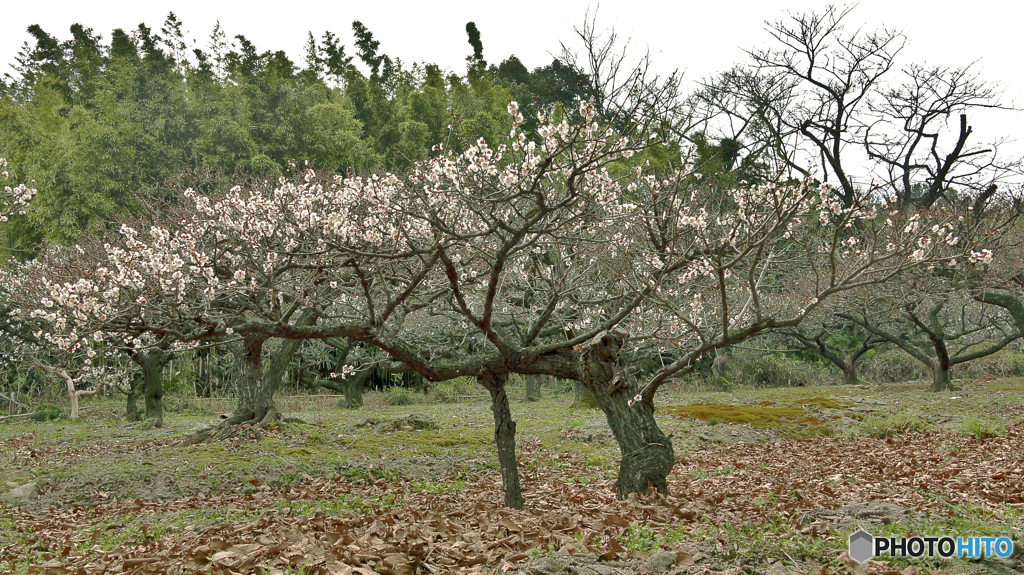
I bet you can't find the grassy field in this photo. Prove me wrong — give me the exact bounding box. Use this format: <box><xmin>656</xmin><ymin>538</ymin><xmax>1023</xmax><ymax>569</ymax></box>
<box><xmin>1</xmin><ymin>377</ymin><xmax>1023</xmax><ymax>574</ymax></box>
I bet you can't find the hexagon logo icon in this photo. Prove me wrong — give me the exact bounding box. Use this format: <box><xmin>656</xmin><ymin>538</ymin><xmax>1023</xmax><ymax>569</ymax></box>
<box><xmin>849</xmin><ymin>529</ymin><xmax>874</xmax><ymax>564</ymax></box>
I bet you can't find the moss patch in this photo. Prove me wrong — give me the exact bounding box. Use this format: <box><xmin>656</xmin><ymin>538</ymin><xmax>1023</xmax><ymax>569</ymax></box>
<box><xmin>663</xmin><ymin>403</ymin><xmax>822</xmax><ymax>427</ymax></box>
<box><xmin>794</xmin><ymin>397</ymin><xmax>852</xmax><ymax>409</ymax></box>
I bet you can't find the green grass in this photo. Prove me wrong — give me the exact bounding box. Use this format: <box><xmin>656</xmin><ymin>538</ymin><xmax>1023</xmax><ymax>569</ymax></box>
<box><xmin>410</xmin><ymin>478</ymin><xmax>466</xmax><ymax>494</ymax></box>
<box><xmin>958</xmin><ymin>413</ymin><xmax>1008</xmax><ymax>438</ymax></box>
<box><xmin>619</xmin><ymin>524</ymin><xmax>664</xmax><ymax>552</ymax></box>
<box><xmin>690</xmin><ymin>515</ymin><xmax>846</xmax><ymax>566</ymax></box>
<box><xmin>861</xmin><ymin>412</ymin><xmax>934</xmax><ymax>438</ymax></box>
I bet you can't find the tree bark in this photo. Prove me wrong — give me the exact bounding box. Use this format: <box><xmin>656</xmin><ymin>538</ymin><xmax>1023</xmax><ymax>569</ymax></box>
<box><xmin>198</xmin><ymin>348</ymin><xmax>215</xmax><ymax>397</ymax></box>
<box><xmin>127</xmin><ymin>349</ymin><xmax>169</xmax><ymax>426</ymax></box>
<box><xmin>930</xmin><ymin>358</ymin><xmax>953</xmax><ymax>392</ymax></box>
<box><xmin>60</xmin><ymin>368</ymin><xmax>81</xmax><ymax>421</ymax></box>
<box><xmin>524</xmin><ymin>374</ymin><xmax>543</xmax><ymax>401</ymax></box>
<box><xmin>841</xmin><ymin>359</ymin><xmax>861</xmax><ymax>386</ymax></box>
<box><xmin>231</xmin><ymin>333</ymin><xmax>273</xmax><ymax>425</ymax></box>
<box><xmin>141</xmin><ymin>349</ymin><xmax>168</xmax><ymax>427</ymax></box>
<box><xmin>928</xmin><ymin>335</ymin><xmax>954</xmax><ymax>392</ymax></box>
<box><xmin>306</xmin><ymin>366</ymin><xmax>371</xmax><ymax>408</ymax></box>
<box><xmin>581</xmin><ymin>331</ymin><xmax>674</xmax><ymax>498</ymax></box>
<box><xmin>227</xmin><ymin>309</ymin><xmax>319</xmax><ymax>427</ymax></box>
<box><xmin>342</xmin><ymin>367</ymin><xmax>370</xmax><ymax>408</ymax></box>
<box><xmin>479</xmin><ymin>371</ymin><xmax>524</xmax><ymax>509</ymax></box>
<box><xmin>126</xmin><ymin>375</ymin><xmax>143</xmax><ymax>422</ymax></box>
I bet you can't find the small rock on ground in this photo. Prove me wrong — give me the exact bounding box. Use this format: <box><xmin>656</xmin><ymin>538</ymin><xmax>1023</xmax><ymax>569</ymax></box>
<box><xmin>405</xmin><ymin>413</ymin><xmax>438</xmax><ymax>430</ymax></box>
<box><xmin>648</xmin><ymin>551</ymin><xmax>677</xmax><ymax>573</ymax></box>
<box><xmin>1</xmin><ymin>482</ymin><xmax>39</xmax><ymax>504</ymax></box>
<box><xmin>839</xmin><ymin>502</ymin><xmax>911</xmax><ymax>521</ymax></box>
<box><xmin>525</xmin><ymin>557</ymin><xmax>560</xmax><ymax>575</ymax></box>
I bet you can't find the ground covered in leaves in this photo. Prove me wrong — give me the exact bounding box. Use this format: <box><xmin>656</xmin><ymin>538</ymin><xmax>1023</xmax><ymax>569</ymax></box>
<box><xmin>2</xmin><ymin>378</ymin><xmax>1024</xmax><ymax>575</ymax></box>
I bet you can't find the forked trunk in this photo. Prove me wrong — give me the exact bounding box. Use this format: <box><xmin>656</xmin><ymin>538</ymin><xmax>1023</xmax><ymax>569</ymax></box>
<box><xmin>34</xmin><ymin>364</ymin><xmax>100</xmax><ymax>421</ymax></box>
<box><xmin>480</xmin><ymin>371</ymin><xmax>524</xmax><ymax>509</ymax></box>
<box><xmin>229</xmin><ymin>310</ymin><xmax>318</xmax><ymax>427</ymax></box>
<box><xmin>581</xmin><ymin>331</ymin><xmax>674</xmax><ymax>498</ymax></box>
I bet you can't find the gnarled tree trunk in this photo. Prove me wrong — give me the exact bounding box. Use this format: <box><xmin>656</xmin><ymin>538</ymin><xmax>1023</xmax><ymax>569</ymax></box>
<box><xmin>841</xmin><ymin>358</ymin><xmax>861</xmax><ymax>386</ymax></box>
<box><xmin>581</xmin><ymin>331</ymin><xmax>674</xmax><ymax>498</ymax></box>
<box><xmin>930</xmin><ymin>358</ymin><xmax>953</xmax><ymax>392</ymax></box>
<box><xmin>226</xmin><ymin>309</ymin><xmax>319</xmax><ymax>428</ymax></box>
<box><xmin>126</xmin><ymin>376</ymin><xmax>143</xmax><ymax>422</ymax></box>
<box><xmin>305</xmin><ymin>365</ymin><xmax>371</xmax><ymax>408</ymax></box>
<box><xmin>479</xmin><ymin>371</ymin><xmax>524</xmax><ymax>509</ymax></box>
<box><xmin>127</xmin><ymin>348</ymin><xmax>170</xmax><ymax>426</ymax></box>
<box><xmin>341</xmin><ymin>368</ymin><xmax>368</xmax><ymax>408</ymax></box>
<box><xmin>229</xmin><ymin>333</ymin><xmax>274</xmax><ymax>425</ymax></box>
<box><xmin>928</xmin><ymin>334</ymin><xmax>954</xmax><ymax>392</ymax></box>
<box><xmin>524</xmin><ymin>374</ymin><xmax>543</xmax><ymax>401</ymax></box>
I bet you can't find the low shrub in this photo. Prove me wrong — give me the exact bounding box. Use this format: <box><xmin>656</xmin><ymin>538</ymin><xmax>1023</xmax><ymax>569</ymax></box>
<box><xmin>729</xmin><ymin>355</ymin><xmax>828</xmax><ymax>388</ymax></box>
<box><xmin>861</xmin><ymin>350</ymin><xmax>928</xmax><ymax>384</ymax></box>
<box><xmin>30</xmin><ymin>405</ymin><xmax>62</xmax><ymax>421</ymax></box>
<box><xmin>428</xmin><ymin>377</ymin><xmax>478</xmax><ymax>403</ymax></box>
<box><xmin>381</xmin><ymin>386</ymin><xmax>427</xmax><ymax>406</ymax></box>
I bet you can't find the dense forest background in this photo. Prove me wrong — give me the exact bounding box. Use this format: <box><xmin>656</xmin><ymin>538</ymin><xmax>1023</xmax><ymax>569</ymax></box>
<box><xmin>0</xmin><ymin>14</ymin><xmax>643</xmax><ymax>252</ymax></box>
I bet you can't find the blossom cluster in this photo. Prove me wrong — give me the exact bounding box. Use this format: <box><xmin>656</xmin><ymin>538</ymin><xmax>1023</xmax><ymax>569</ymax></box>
<box><xmin>0</xmin><ymin>159</ymin><xmax>36</xmax><ymax>222</ymax></box>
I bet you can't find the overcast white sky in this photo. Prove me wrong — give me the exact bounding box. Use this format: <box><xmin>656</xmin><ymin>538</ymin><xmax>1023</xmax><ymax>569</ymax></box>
<box><xmin>2</xmin><ymin>0</ymin><xmax>1022</xmax><ymax>176</ymax></box>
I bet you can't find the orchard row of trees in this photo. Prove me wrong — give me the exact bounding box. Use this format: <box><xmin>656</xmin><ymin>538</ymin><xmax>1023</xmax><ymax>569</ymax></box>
<box><xmin>1</xmin><ymin>7</ymin><xmax>1022</xmax><ymax>509</ymax></box>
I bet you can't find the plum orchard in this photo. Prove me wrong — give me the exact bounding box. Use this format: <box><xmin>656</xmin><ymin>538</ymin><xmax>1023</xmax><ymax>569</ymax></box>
<box><xmin>14</xmin><ymin>103</ymin><xmax>1006</xmax><ymax>508</ymax></box>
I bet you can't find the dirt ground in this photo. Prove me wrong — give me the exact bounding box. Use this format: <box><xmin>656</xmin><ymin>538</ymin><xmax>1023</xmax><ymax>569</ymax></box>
<box><xmin>1</xmin><ymin>378</ymin><xmax>1023</xmax><ymax>574</ymax></box>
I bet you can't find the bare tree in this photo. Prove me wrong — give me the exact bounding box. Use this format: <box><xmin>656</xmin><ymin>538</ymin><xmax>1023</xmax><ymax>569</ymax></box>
<box><xmin>687</xmin><ymin>65</ymin><xmax>800</xmax><ymax>181</ymax></box>
<box><xmin>558</xmin><ymin>7</ymin><xmax>682</xmax><ymax>125</ymax></box>
<box><xmin>842</xmin><ymin>294</ymin><xmax>1021</xmax><ymax>391</ymax></box>
<box><xmin>692</xmin><ymin>5</ymin><xmax>1019</xmax><ymax>208</ymax></box>
<box><xmin>865</xmin><ymin>64</ymin><xmax>1019</xmax><ymax>208</ymax></box>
